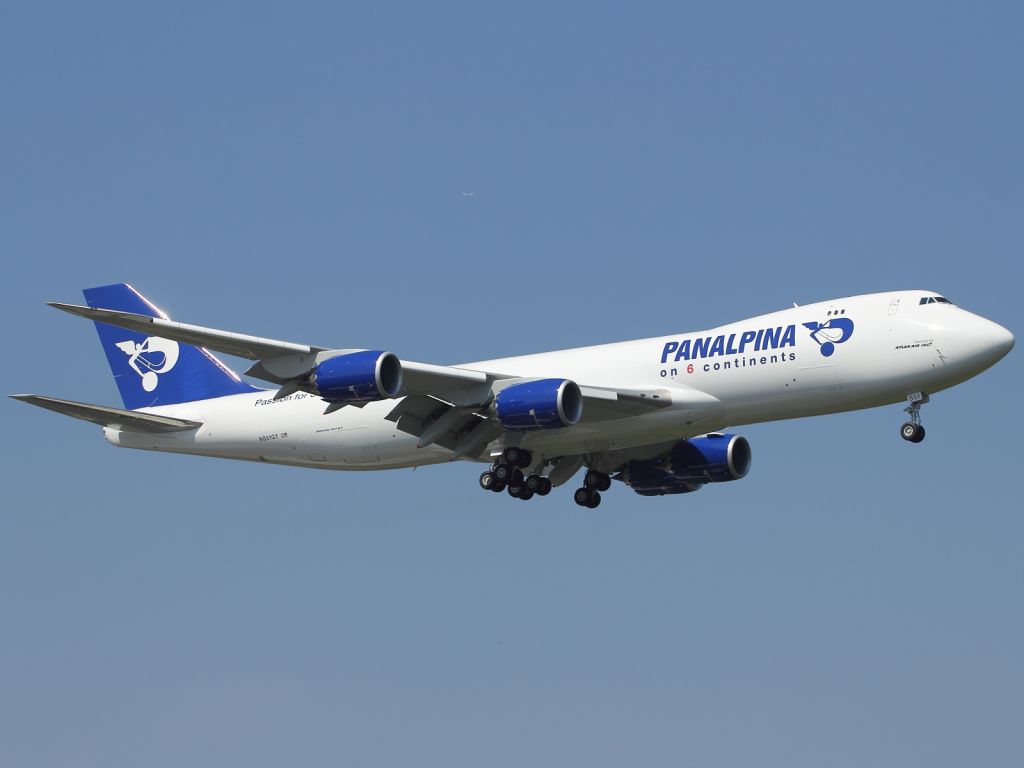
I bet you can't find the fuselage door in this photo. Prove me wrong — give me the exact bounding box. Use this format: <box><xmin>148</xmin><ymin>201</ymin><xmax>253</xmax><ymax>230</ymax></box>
<box><xmin>888</xmin><ymin>299</ymin><xmax>901</xmax><ymax>316</ymax></box>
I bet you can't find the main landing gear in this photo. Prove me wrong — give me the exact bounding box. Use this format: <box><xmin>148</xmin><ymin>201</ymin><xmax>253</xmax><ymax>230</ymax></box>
<box><xmin>478</xmin><ymin>448</ymin><xmax>552</xmax><ymax>501</ymax></box>
<box><xmin>900</xmin><ymin>392</ymin><xmax>929</xmax><ymax>443</ymax></box>
<box><xmin>573</xmin><ymin>470</ymin><xmax>611</xmax><ymax>508</ymax></box>
<box><xmin>478</xmin><ymin>452</ymin><xmax>613</xmax><ymax>507</ymax></box>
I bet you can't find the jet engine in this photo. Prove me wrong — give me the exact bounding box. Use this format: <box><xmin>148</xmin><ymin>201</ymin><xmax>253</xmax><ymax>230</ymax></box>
<box><xmin>493</xmin><ymin>378</ymin><xmax>583</xmax><ymax>430</ymax></box>
<box><xmin>308</xmin><ymin>350</ymin><xmax>403</xmax><ymax>403</ymax></box>
<box><xmin>617</xmin><ymin>433</ymin><xmax>752</xmax><ymax>496</ymax></box>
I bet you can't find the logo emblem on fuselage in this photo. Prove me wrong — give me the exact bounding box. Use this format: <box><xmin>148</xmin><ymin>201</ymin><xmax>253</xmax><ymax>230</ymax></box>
<box><xmin>115</xmin><ymin>337</ymin><xmax>180</xmax><ymax>391</ymax></box>
<box><xmin>803</xmin><ymin>318</ymin><xmax>854</xmax><ymax>357</ymax></box>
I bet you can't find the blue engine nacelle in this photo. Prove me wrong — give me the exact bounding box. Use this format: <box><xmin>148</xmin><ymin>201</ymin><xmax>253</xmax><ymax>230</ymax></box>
<box><xmin>617</xmin><ymin>433</ymin><xmax>752</xmax><ymax>496</ymax></box>
<box><xmin>494</xmin><ymin>378</ymin><xmax>583</xmax><ymax>430</ymax></box>
<box><xmin>309</xmin><ymin>350</ymin><xmax>403</xmax><ymax>403</ymax></box>
<box><xmin>670</xmin><ymin>434</ymin><xmax>752</xmax><ymax>483</ymax></box>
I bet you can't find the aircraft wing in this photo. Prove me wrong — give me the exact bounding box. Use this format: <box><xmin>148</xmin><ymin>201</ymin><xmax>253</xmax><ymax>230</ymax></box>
<box><xmin>48</xmin><ymin>300</ymin><xmax>705</xmax><ymax>453</ymax></box>
<box><xmin>48</xmin><ymin>302</ymin><xmax>493</xmax><ymax>397</ymax></box>
<box><xmin>10</xmin><ymin>394</ymin><xmax>202</xmax><ymax>433</ymax></box>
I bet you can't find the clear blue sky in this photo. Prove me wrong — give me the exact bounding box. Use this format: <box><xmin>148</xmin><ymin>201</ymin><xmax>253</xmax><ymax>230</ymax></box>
<box><xmin>2</xmin><ymin>3</ymin><xmax>1021</xmax><ymax>766</ymax></box>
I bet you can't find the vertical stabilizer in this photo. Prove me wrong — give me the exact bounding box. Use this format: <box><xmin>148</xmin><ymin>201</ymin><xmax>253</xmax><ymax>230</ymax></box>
<box><xmin>83</xmin><ymin>283</ymin><xmax>260</xmax><ymax>409</ymax></box>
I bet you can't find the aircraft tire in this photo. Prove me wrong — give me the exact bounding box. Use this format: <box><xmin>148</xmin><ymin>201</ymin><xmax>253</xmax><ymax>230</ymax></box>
<box><xmin>901</xmin><ymin>422</ymin><xmax>925</xmax><ymax>443</ymax></box>
<box><xmin>504</xmin><ymin>447</ymin><xmax>532</xmax><ymax>468</ymax></box>
<box><xmin>525</xmin><ymin>474</ymin><xmax>544</xmax><ymax>493</ymax></box>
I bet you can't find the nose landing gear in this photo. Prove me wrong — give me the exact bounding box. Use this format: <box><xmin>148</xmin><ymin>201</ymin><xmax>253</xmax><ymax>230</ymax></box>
<box><xmin>900</xmin><ymin>392</ymin><xmax>929</xmax><ymax>443</ymax></box>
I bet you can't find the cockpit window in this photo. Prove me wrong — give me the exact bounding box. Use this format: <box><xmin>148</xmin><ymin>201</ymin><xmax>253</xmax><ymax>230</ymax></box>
<box><xmin>919</xmin><ymin>296</ymin><xmax>952</xmax><ymax>305</ymax></box>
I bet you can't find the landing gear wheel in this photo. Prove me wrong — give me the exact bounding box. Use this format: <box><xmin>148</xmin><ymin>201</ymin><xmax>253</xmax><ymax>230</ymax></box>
<box><xmin>503</xmin><ymin>447</ymin><xmax>533</xmax><ymax>468</ymax></box>
<box><xmin>584</xmin><ymin>471</ymin><xmax>611</xmax><ymax>492</ymax></box>
<box><xmin>526</xmin><ymin>474</ymin><xmax>543</xmax><ymax>493</ymax></box>
<box><xmin>479</xmin><ymin>471</ymin><xmax>496</xmax><ymax>491</ymax></box>
<box><xmin>900</xmin><ymin>422</ymin><xmax>925</xmax><ymax>443</ymax></box>
<box><xmin>574</xmin><ymin>488</ymin><xmax>592</xmax><ymax>506</ymax></box>
<box><xmin>493</xmin><ymin>463</ymin><xmax>512</xmax><ymax>483</ymax></box>
<box><xmin>518</xmin><ymin>488</ymin><xmax>535</xmax><ymax>501</ymax></box>
<box><xmin>537</xmin><ymin>477</ymin><xmax>552</xmax><ymax>496</ymax></box>
<box><xmin>507</xmin><ymin>469</ymin><xmax>526</xmax><ymax>498</ymax></box>
<box><xmin>586</xmin><ymin>491</ymin><xmax>601</xmax><ymax>508</ymax></box>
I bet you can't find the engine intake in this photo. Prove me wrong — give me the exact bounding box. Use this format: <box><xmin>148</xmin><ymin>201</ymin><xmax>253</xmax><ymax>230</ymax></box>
<box><xmin>310</xmin><ymin>350</ymin><xmax>403</xmax><ymax>403</ymax></box>
<box><xmin>494</xmin><ymin>378</ymin><xmax>583</xmax><ymax>430</ymax></box>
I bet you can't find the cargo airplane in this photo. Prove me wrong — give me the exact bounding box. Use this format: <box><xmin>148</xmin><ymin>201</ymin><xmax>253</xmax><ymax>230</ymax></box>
<box><xmin>11</xmin><ymin>284</ymin><xmax>1014</xmax><ymax>507</ymax></box>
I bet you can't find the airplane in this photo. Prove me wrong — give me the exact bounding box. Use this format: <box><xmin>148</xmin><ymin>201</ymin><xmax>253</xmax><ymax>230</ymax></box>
<box><xmin>11</xmin><ymin>283</ymin><xmax>1014</xmax><ymax>507</ymax></box>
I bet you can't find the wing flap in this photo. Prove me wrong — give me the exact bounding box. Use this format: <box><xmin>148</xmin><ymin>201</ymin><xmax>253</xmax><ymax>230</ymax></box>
<box><xmin>10</xmin><ymin>394</ymin><xmax>202</xmax><ymax>433</ymax></box>
<box><xmin>386</xmin><ymin>394</ymin><xmax>489</xmax><ymax>451</ymax></box>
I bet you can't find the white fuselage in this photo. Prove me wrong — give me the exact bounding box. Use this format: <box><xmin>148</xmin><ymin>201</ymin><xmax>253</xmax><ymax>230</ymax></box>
<box><xmin>105</xmin><ymin>290</ymin><xmax>1013</xmax><ymax>470</ymax></box>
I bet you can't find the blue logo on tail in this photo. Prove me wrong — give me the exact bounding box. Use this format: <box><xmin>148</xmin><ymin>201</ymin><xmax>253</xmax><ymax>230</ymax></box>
<box><xmin>803</xmin><ymin>318</ymin><xmax>854</xmax><ymax>357</ymax></box>
<box><xmin>114</xmin><ymin>337</ymin><xmax>180</xmax><ymax>392</ymax></box>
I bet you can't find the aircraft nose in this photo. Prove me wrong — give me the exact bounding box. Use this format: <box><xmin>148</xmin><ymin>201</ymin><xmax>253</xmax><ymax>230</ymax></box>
<box><xmin>952</xmin><ymin>313</ymin><xmax>1014</xmax><ymax>371</ymax></box>
<box><xmin>990</xmin><ymin>321</ymin><xmax>1015</xmax><ymax>359</ymax></box>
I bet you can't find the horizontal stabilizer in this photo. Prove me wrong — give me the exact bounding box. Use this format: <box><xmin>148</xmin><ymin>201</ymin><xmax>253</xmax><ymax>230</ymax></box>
<box><xmin>9</xmin><ymin>394</ymin><xmax>202</xmax><ymax>433</ymax></box>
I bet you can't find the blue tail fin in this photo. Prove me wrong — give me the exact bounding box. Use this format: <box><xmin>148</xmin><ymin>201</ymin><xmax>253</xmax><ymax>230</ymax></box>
<box><xmin>83</xmin><ymin>283</ymin><xmax>261</xmax><ymax>409</ymax></box>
